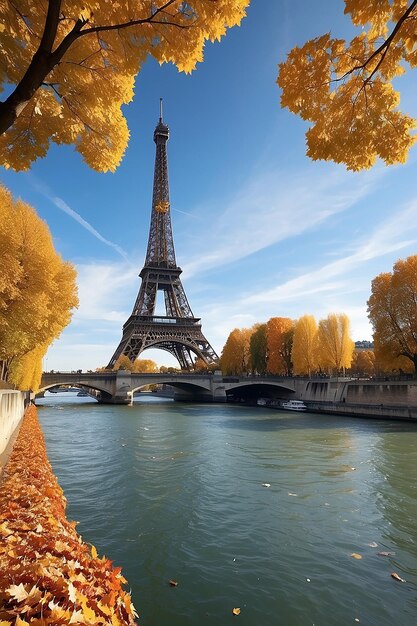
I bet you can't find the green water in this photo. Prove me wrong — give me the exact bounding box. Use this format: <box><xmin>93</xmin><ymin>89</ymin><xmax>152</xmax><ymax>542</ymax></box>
<box><xmin>37</xmin><ymin>395</ymin><xmax>417</xmax><ymax>626</ymax></box>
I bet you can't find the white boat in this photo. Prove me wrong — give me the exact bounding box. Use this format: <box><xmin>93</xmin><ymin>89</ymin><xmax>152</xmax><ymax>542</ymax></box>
<box><xmin>257</xmin><ymin>398</ymin><xmax>268</xmax><ymax>406</ymax></box>
<box><xmin>280</xmin><ymin>400</ymin><xmax>307</xmax><ymax>411</ymax></box>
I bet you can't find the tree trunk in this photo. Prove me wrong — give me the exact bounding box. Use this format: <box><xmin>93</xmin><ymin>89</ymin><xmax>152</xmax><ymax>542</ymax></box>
<box><xmin>0</xmin><ymin>49</ymin><xmax>56</xmax><ymax>134</ymax></box>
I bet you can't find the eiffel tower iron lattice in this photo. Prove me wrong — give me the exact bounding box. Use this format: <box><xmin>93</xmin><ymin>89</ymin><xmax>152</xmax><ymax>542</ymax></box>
<box><xmin>107</xmin><ymin>101</ymin><xmax>219</xmax><ymax>370</ymax></box>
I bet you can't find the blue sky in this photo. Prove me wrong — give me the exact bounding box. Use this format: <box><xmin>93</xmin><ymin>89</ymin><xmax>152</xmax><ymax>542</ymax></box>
<box><xmin>2</xmin><ymin>0</ymin><xmax>417</xmax><ymax>371</ymax></box>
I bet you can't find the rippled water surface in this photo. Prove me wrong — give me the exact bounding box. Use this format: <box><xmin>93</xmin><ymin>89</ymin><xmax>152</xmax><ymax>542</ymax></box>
<box><xmin>37</xmin><ymin>395</ymin><xmax>417</xmax><ymax>626</ymax></box>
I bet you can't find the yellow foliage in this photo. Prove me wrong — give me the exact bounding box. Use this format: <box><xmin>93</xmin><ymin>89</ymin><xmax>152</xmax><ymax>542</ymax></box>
<box><xmin>113</xmin><ymin>355</ymin><xmax>135</xmax><ymax>371</ymax></box>
<box><xmin>349</xmin><ymin>349</ymin><xmax>376</xmax><ymax>377</ymax></box>
<box><xmin>292</xmin><ymin>315</ymin><xmax>318</xmax><ymax>376</ymax></box>
<box><xmin>0</xmin><ymin>0</ymin><xmax>250</xmax><ymax>172</ymax></box>
<box><xmin>278</xmin><ymin>1</ymin><xmax>417</xmax><ymax>170</ymax></box>
<box><xmin>0</xmin><ymin>185</ymin><xmax>78</xmax><ymax>388</ymax></box>
<box><xmin>368</xmin><ymin>254</ymin><xmax>417</xmax><ymax>372</ymax></box>
<box><xmin>8</xmin><ymin>344</ymin><xmax>48</xmax><ymax>392</ymax></box>
<box><xmin>220</xmin><ymin>327</ymin><xmax>253</xmax><ymax>375</ymax></box>
<box><xmin>316</xmin><ymin>313</ymin><xmax>354</xmax><ymax>373</ymax></box>
<box><xmin>112</xmin><ymin>355</ymin><xmax>158</xmax><ymax>373</ymax></box>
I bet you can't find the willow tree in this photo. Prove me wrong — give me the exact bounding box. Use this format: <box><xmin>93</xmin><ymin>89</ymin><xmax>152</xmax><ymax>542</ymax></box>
<box><xmin>0</xmin><ymin>185</ymin><xmax>78</xmax><ymax>387</ymax></box>
<box><xmin>291</xmin><ymin>314</ymin><xmax>318</xmax><ymax>376</ymax></box>
<box><xmin>316</xmin><ymin>313</ymin><xmax>354</xmax><ymax>374</ymax></box>
<box><xmin>278</xmin><ymin>1</ymin><xmax>417</xmax><ymax>170</ymax></box>
<box><xmin>368</xmin><ymin>255</ymin><xmax>417</xmax><ymax>372</ymax></box>
<box><xmin>0</xmin><ymin>0</ymin><xmax>249</xmax><ymax>172</ymax></box>
<box><xmin>266</xmin><ymin>317</ymin><xmax>294</xmax><ymax>376</ymax></box>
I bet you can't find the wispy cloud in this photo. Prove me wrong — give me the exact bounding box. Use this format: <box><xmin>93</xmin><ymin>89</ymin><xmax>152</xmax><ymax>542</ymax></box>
<box><xmin>244</xmin><ymin>199</ymin><xmax>417</xmax><ymax>307</ymax></box>
<box><xmin>28</xmin><ymin>174</ymin><xmax>130</xmax><ymax>262</ymax></box>
<box><xmin>181</xmin><ymin>166</ymin><xmax>380</xmax><ymax>277</ymax></box>
<box><xmin>73</xmin><ymin>261</ymin><xmax>139</xmax><ymax>322</ymax></box>
<box><xmin>52</xmin><ymin>197</ymin><xmax>130</xmax><ymax>261</ymax></box>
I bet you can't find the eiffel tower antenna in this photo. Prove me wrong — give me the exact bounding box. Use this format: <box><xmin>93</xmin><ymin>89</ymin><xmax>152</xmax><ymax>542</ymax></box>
<box><xmin>107</xmin><ymin>103</ymin><xmax>218</xmax><ymax>370</ymax></box>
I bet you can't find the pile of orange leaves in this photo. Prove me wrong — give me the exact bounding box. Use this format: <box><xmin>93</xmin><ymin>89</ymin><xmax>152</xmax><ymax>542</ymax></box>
<box><xmin>0</xmin><ymin>405</ymin><xmax>138</xmax><ymax>625</ymax></box>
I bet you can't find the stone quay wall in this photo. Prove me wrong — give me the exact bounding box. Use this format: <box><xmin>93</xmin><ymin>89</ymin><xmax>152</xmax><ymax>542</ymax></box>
<box><xmin>0</xmin><ymin>390</ymin><xmax>26</xmax><ymax>460</ymax></box>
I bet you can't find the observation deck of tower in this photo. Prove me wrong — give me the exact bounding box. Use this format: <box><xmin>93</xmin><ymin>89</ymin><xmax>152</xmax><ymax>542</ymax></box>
<box><xmin>107</xmin><ymin>100</ymin><xmax>218</xmax><ymax>370</ymax></box>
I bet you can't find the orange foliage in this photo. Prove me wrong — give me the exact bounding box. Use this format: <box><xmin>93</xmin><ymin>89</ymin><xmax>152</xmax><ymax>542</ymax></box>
<box><xmin>0</xmin><ymin>405</ymin><xmax>138</xmax><ymax>625</ymax></box>
<box><xmin>266</xmin><ymin>317</ymin><xmax>294</xmax><ymax>375</ymax></box>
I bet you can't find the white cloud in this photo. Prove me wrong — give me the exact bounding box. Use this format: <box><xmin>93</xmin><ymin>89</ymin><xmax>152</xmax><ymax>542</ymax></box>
<box><xmin>195</xmin><ymin>199</ymin><xmax>417</xmax><ymax>349</ymax></box>
<box><xmin>73</xmin><ymin>261</ymin><xmax>139</xmax><ymax>322</ymax></box>
<box><xmin>182</xmin><ymin>166</ymin><xmax>380</xmax><ymax>277</ymax></box>
<box><xmin>244</xmin><ymin>199</ymin><xmax>417</xmax><ymax>307</ymax></box>
<box><xmin>28</xmin><ymin>174</ymin><xmax>130</xmax><ymax>261</ymax></box>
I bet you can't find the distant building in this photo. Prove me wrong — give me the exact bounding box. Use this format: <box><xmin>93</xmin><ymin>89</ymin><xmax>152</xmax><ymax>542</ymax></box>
<box><xmin>354</xmin><ymin>340</ymin><xmax>374</xmax><ymax>350</ymax></box>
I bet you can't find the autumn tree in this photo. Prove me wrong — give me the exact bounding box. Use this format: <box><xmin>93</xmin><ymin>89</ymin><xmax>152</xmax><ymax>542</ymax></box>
<box><xmin>7</xmin><ymin>343</ymin><xmax>49</xmax><ymax>392</ymax></box>
<box><xmin>220</xmin><ymin>327</ymin><xmax>253</xmax><ymax>375</ymax></box>
<box><xmin>368</xmin><ymin>254</ymin><xmax>417</xmax><ymax>372</ymax></box>
<box><xmin>292</xmin><ymin>314</ymin><xmax>318</xmax><ymax>376</ymax></box>
<box><xmin>0</xmin><ymin>185</ymin><xmax>78</xmax><ymax>388</ymax></box>
<box><xmin>250</xmin><ymin>324</ymin><xmax>267</xmax><ymax>374</ymax></box>
<box><xmin>316</xmin><ymin>313</ymin><xmax>354</xmax><ymax>374</ymax></box>
<box><xmin>278</xmin><ymin>1</ymin><xmax>417</xmax><ymax>170</ymax></box>
<box><xmin>112</xmin><ymin>356</ymin><xmax>158</xmax><ymax>372</ymax></box>
<box><xmin>349</xmin><ymin>350</ymin><xmax>376</xmax><ymax>377</ymax></box>
<box><xmin>266</xmin><ymin>317</ymin><xmax>294</xmax><ymax>376</ymax></box>
<box><xmin>194</xmin><ymin>358</ymin><xmax>219</xmax><ymax>372</ymax></box>
<box><xmin>0</xmin><ymin>0</ymin><xmax>249</xmax><ymax>172</ymax></box>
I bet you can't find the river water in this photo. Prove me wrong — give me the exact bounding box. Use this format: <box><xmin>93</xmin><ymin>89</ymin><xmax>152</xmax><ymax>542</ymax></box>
<box><xmin>36</xmin><ymin>394</ymin><xmax>417</xmax><ymax>626</ymax></box>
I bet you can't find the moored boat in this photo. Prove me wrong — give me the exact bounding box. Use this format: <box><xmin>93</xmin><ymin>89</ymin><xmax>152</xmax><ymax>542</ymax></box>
<box><xmin>280</xmin><ymin>400</ymin><xmax>307</xmax><ymax>411</ymax></box>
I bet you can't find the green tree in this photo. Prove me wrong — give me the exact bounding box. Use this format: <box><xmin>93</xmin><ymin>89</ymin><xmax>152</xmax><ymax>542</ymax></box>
<box><xmin>250</xmin><ymin>324</ymin><xmax>267</xmax><ymax>374</ymax></box>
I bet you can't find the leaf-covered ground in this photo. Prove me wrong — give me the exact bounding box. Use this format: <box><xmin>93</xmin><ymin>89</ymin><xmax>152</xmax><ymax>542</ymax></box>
<box><xmin>0</xmin><ymin>404</ymin><xmax>138</xmax><ymax>625</ymax></box>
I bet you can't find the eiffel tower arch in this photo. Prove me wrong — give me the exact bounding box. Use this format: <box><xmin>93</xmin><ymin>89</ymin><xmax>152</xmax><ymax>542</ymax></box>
<box><xmin>107</xmin><ymin>101</ymin><xmax>218</xmax><ymax>370</ymax></box>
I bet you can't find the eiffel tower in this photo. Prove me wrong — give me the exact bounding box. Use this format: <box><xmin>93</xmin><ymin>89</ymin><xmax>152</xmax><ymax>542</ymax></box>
<box><xmin>107</xmin><ymin>101</ymin><xmax>218</xmax><ymax>370</ymax></box>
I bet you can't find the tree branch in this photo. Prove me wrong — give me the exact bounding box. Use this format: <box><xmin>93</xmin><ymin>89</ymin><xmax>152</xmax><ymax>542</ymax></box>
<box><xmin>0</xmin><ymin>0</ymin><xmax>191</xmax><ymax>137</ymax></box>
<box><xmin>339</xmin><ymin>0</ymin><xmax>417</xmax><ymax>82</ymax></box>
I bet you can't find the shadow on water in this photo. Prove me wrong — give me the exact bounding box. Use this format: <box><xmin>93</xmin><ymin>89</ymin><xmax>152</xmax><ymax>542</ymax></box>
<box><xmin>217</xmin><ymin>408</ymin><xmax>417</xmax><ymax>434</ymax></box>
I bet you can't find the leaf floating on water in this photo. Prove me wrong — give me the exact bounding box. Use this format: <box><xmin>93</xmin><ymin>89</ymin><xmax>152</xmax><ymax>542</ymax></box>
<box><xmin>377</xmin><ymin>551</ymin><xmax>395</xmax><ymax>557</ymax></box>
<box><xmin>261</xmin><ymin>483</ymin><xmax>271</xmax><ymax>488</ymax></box>
<box><xmin>232</xmin><ymin>608</ymin><xmax>241</xmax><ymax>616</ymax></box>
<box><xmin>368</xmin><ymin>542</ymin><xmax>378</xmax><ymax>548</ymax></box>
<box><xmin>169</xmin><ymin>580</ymin><xmax>178</xmax><ymax>587</ymax></box>
<box><xmin>391</xmin><ymin>572</ymin><xmax>406</xmax><ymax>583</ymax></box>
<box><xmin>350</xmin><ymin>553</ymin><xmax>362</xmax><ymax>560</ymax></box>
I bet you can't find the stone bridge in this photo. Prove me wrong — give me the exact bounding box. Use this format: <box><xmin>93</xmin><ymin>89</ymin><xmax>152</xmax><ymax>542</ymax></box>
<box><xmin>38</xmin><ymin>371</ymin><xmax>298</xmax><ymax>404</ymax></box>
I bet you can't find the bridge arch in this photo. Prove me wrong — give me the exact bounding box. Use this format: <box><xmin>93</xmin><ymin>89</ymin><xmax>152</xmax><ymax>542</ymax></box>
<box><xmin>225</xmin><ymin>381</ymin><xmax>295</xmax><ymax>401</ymax></box>
<box><xmin>38</xmin><ymin>382</ymin><xmax>112</xmax><ymax>402</ymax></box>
